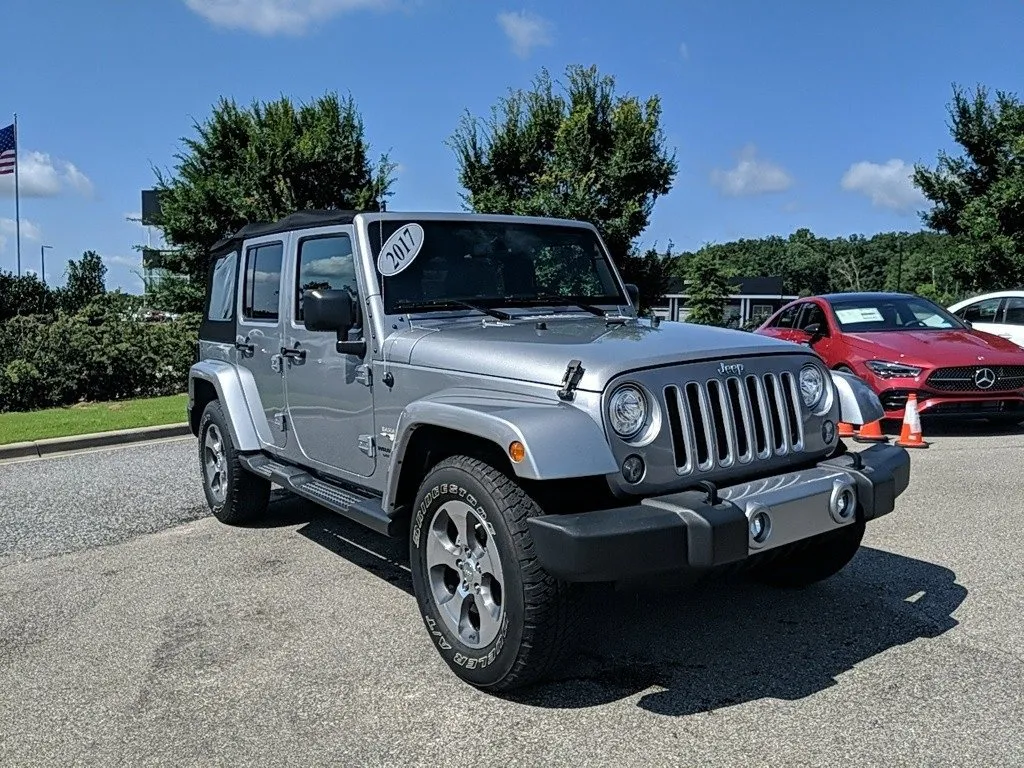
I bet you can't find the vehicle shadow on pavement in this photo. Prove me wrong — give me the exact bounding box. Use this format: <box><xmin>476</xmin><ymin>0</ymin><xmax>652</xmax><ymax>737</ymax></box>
<box><xmin>511</xmin><ymin>547</ymin><xmax>967</xmax><ymax>715</ymax></box>
<box><xmin>265</xmin><ymin>498</ymin><xmax>966</xmax><ymax>717</ymax></box>
<box><xmin>290</xmin><ymin>501</ymin><xmax>414</xmax><ymax>594</ymax></box>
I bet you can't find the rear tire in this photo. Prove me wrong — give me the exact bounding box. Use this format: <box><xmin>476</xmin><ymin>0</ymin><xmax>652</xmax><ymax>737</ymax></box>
<box><xmin>198</xmin><ymin>400</ymin><xmax>270</xmax><ymax>525</ymax></box>
<box><xmin>409</xmin><ymin>455</ymin><xmax>578</xmax><ymax>691</ymax></box>
<box><xmin>751</xmin><ymin>519</ymin><xmax>865</xmax><ymax>588</ymax></box>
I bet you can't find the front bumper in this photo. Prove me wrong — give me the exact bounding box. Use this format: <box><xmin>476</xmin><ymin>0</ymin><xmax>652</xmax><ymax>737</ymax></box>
<box><xmin>527</xmin><ymin>443</ymin><xmax>911</xmax><ymax>582</ymax></box>
<box><xmin>877</xmin><ymin>388</ymin><xmax>1024</xmax><ymax>419</ymax></box>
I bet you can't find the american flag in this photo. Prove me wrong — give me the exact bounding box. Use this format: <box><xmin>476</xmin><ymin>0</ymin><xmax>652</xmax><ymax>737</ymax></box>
<box><xmin>0</xmin><ymin>123</ymin><xmax>16</xmax><ymax>175</ymax></box>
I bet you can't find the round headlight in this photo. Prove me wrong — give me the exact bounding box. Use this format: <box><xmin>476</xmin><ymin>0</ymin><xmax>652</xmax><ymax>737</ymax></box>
<box><xmin>799</xmin><ymin>365</ymin><xmax>825</xmax><ymax>411</ymax></box>
<box><xmin>609</xmin><ymin>385</ymin><xmax>647</xmax><ymax>438</ymax></box>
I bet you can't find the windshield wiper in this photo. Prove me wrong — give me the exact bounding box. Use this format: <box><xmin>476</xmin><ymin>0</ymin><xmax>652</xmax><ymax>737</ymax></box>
<box><xmin>509</xmin><ymin>294</ymin><xmax>609</xmax><ymax>317</ymax></box>
<box><xmin>393</xmin><ymin>298</ymin><xmax>512</xmax><ymax>321</ymax></box>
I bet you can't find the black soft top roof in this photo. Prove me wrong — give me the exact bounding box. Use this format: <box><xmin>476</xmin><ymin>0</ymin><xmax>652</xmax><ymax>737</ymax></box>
<box><xmin>210</xmin><ymin>209</ymin><xmax>361</xmax><ymax>256</ymax></box>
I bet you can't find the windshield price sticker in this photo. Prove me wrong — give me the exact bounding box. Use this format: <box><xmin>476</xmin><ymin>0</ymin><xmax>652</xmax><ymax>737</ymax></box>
<box><xmin>836</xmin><ymin>307</ymin><xmax>883</xmax><ymax>324</ymax></box>
<box><xmin>377</xmin><ymin>223</ymin><xmax>424</xmax><ymax>277</ymax></box>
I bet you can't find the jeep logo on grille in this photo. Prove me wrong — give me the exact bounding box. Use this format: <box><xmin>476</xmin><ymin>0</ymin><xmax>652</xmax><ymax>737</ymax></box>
<box><xmin>975</xmin><ymin>367</ymin><xmax>996</xmax><ymax>389</ymax></box>
<box><xmin>718</xmin><ymin>362</ymin><xmax>745</xmax><ymax>377</ymax></box>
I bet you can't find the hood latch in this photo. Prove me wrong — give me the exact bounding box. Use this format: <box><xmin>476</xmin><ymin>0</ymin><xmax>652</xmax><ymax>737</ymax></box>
<box><xmin>557</xmin><ymin>359</ymin><xmax>585</xmax><ymax>401</ymax></box>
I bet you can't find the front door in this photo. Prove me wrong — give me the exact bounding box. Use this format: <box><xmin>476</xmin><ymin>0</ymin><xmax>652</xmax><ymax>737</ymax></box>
<box><xmin>996</xmin><ymin>297</ymin><xmax>1024</xmax><ymax>348</ymax></box>
<box><xmin>284</xmin><ymin>228</ymin><xmax>376</xmax><ymax>478</ymax></box>
<box><xmin>236</xmin><ymin>237</ymin><xmax>288</xmax><ymax>449</ymax></box>
<box><xmin>959</xmin><ymin>296</ymin><xmax>1004</xmax><ymax>338</ymax></box>
<box><xmin>795</xmin><ymin>302</ymin><xmax>837</xmax><ymax>364</ymax></box>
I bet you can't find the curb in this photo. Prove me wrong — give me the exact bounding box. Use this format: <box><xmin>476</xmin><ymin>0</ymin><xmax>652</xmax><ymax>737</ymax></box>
<box><xmin>0</xmin><ymin>423</ymin><xmax>193</xmax><ymax>461</ymax></box>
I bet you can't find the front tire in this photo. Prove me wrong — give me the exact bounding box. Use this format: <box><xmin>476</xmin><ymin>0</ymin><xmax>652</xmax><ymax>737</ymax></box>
<box><xmin>198</xmin><ymin>400</ymin><xmax>270</xmax><ymax>525</ymax></box>
<box><xmin>751</xmin><ymin>519</ymin><xmax>865</xmax><ymax>588</ymax></box>
<box><xmin>409</xmin><ymin>455</ymin><xmax>577</xmax><ymax>691</ymax></box>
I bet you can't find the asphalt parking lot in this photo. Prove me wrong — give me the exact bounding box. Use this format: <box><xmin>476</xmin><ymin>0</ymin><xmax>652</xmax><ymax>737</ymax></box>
<box><xmin>2</xmin><ymin>428</ymin><xmax>1023</xmax><ymax>766</ymax></box>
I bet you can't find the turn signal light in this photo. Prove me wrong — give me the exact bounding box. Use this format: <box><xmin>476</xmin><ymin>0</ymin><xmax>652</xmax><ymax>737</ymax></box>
<box><xmin>508</xmin><ymin>441</ymin><xmax>526</xmax><ymax>463</ymax></box>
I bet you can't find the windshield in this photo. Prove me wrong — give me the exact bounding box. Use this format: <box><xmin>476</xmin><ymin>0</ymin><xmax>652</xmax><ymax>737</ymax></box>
<box><xmin>829</xmin><ymin>295</ymin><xmax>966</xmax><ymax>332</ymax></box>
<box><xmin>366</xmin><ymin>219</ymin><xmax>625</xmax><ymax>315</ymax></box>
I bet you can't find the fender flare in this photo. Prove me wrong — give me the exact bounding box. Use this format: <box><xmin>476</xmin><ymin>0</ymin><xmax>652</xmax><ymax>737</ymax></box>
<box><xmin>188</xmin><ymin>360</ymin><xmax>265</xmax><ymax>451</ymax></box>
<box><xmin>830</xmin><ymin>370</ymin><xmax>885</xmax><ymax>426</ymax></box>
<box><xmin>383</xmin><ymin>391</ymin><xmax>619</xmax><ymax>515</ymax></box>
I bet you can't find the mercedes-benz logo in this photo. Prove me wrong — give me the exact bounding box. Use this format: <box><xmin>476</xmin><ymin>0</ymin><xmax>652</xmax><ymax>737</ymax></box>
<box><xmin>975</xmin><ymin>367</ymin><xmax>997</xmax><ymax>389</ymax></box>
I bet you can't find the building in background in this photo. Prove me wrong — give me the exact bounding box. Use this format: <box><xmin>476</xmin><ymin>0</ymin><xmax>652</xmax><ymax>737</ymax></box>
<box><xmin>137</xmin><ymin>188</ymin><xmax>181</xmax><ymax>302</ymax></box>
<box><xmin>653</xmin><ymin>276</ymin><xmax>798</xmax><ymax>328</ymax></box>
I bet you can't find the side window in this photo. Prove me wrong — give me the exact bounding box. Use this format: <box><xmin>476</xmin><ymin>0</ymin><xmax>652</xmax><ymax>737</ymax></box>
<box><xmin>242</xmin><ymin>242</ymin><xmax>284</xmax><ymax>321</ymax></box>
<box><xmin>959</xmin><ymin>298</ymin><xmax>1002</xmax><ymax>323</ymax></box>
<box><xmin>207</xmin><ymin>250</ymin><xmax>237</xmax><ymax>322</ymax></box>
<box><xmin>295</xmin><ymin>234</ymin><xmax>357</xmax><ymax>323</ymax></box>
<box><xmin>771</xmin><ymin>304</ymin><xmax>801</xmax><ymax>329</ymax></box>
<box><xmin>1003</xmin><ymin>298</ymin><xmax>1024</xmax><ymax>325</ymax></box>
<box><xmin>796</xmin><ymin>303</ymin><xmax>826</xmax><ymax>331</ymax></box>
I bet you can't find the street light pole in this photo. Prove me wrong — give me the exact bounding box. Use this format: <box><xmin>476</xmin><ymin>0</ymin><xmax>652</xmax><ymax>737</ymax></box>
<box><xmin>40</xmin><ymin>245</ymin><xmax>53</xmax><ymax>286</ymax></box>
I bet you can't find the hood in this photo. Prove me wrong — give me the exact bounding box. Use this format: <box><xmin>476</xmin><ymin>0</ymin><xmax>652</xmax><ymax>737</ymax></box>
<box><xmin>386</xmin><ymin>315</ymin><xmax>804</xmax><ymax>392</ymax></box>
<box><xmin>845</xmin><ymin>328</ymin><xmax>1024</xmax><ymax>365</ymax></box>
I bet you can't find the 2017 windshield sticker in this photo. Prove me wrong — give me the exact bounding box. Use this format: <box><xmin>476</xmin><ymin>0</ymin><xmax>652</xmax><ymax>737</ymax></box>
<box><xmin>836</xmin><ymin>307</ymin><xmax>884</xmax><ymax>324</ymax></box>
<box><xmin>377</xmin><ymin>223</ymin><xmax>424</xmax><ymax>277</ymax></box>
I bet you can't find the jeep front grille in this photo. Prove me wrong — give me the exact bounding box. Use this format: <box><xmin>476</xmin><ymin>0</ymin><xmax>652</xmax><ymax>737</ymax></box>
<box><xmin>663</xmin><ymin>373</ymin><xmax>804</xmax><ymax>474</ymax></box>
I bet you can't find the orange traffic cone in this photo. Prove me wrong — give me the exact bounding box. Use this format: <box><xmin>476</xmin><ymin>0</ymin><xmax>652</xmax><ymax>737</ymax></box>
<box><xmin>838</xmin><ymin>422</ymin><xmax>856</xmax><ymax>438</ymax></box>
<box><xmin>894</xmin><ymin>393</ymin><xmax>929</xmax><ymax>448</ymax></box>
<box><xmin>853</xmin><ymin>418</ymin><xmax>889</xmax><ymax>443</ymax></box>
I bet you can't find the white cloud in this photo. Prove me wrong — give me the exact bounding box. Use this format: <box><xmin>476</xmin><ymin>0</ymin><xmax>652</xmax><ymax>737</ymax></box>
<box><xmin>840</xmin><ymin>159</ymin><xmax>925</xmax><ymax>212</ymax></box>
<box><xmin>679</xmin><ymin>42</ymin><xmax>689</xmax><ymax>60</ymax></box>
<box><xmin>0</xmin><ymin>218</ymin><xmax>43</xmax><ymax>255</ymax></box>
<box><xmin>102</xmin><ymin>254</ymin><xmax>140</xmax><ymax>268</ymax></box>
<box><xmin>64</xmin><ymin>163</ymin><xmax>95</xmax><ymax>198</ymax></box>
<box><xmin>0</xmin><ymin>151</ymin><xmax>95</xmax><ymax>199</ymax></box>
<box><xmin>710</xmin><ymin>144</ymin><xmax>794</xmax><ymax>197</ymax></box>
<box><xmin>497</xmin><ymin>10</ymin><xmax>553</xmax><ymax>58</ymax></box>
<box><xmin>184</xmin><ymin>0</ymin><xmax>392</xmax><ymax>36</ymax></box>
<box><xmin>0</xmin><ymin>217</ymin><xmax>43</xmax><ymax>243</ymax></box>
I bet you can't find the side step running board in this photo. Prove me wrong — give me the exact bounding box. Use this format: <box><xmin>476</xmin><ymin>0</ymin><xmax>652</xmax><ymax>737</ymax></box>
<box><xmin>239</xmin><ymin>454</ymin><xmax>404</xmax><ymax>537</ymax></box>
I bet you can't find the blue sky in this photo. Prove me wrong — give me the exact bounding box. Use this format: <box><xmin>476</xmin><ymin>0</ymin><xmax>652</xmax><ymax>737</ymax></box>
<box><xmin>2</xmin><ymin>0</ymin><xmax>1023</xmax><ymax>292</ymax></box>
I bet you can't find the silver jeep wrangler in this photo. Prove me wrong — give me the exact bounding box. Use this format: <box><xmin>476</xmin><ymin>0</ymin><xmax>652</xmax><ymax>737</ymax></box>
<box><xmin>188</xmin><ymin>209</ymin><xmax>911</xmax><ymax>691</ymax></box>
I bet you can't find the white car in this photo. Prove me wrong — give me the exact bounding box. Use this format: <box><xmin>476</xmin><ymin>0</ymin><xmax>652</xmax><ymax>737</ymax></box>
<box><xmin>948</xmin><ymin>291</ymin><xmax>1024</xmax><ymax>349</ymax></box>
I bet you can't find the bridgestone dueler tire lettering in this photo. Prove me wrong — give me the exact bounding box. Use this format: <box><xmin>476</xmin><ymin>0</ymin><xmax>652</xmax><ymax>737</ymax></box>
<box><xmin>409</xmin><ymin>455</ymin><xmax>578</xmax><ymax>691</ymax></box>
<box><xmin>198</xmin><ymin>401</ymin><xmax>271</xmax><ymax>525</ymax></box>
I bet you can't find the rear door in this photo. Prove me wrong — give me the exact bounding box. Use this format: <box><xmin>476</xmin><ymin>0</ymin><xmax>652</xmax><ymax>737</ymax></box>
<box><xmin>236</xmin><ymin>236</ymin><xmax>288</xmax><ymax>449</ymax></box>
<box><xmin>283</xmin><ymin>227</ymin><xmax>376</xmax><ymax>478</ymax></box>
<box><xmin>760</xmin><ymin>303</ymin><xmax>805</xmax><ymax>343</ymax></box>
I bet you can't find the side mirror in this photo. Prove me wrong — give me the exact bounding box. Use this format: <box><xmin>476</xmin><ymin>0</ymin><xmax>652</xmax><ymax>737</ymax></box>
<box><xmin>624</xmin><ymin>283</ymin><xmax>639</xmax><ymax>306</ymax></box>
<box><xmin>304</xmin><ymin>289</ymin><xmax>366</xmax><ymax>356</ymax></box>
<box><xmin>803</xmin><ymin>322</ymin><xmax>826</xmax><ymax>338</ymax></box>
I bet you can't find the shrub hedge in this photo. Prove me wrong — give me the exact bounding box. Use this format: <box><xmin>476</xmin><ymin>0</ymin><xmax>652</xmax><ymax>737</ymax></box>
<box><xmin>0</xmin><ymin>293</ymin><xmax>200</xmax><ymax>413</ymax></box>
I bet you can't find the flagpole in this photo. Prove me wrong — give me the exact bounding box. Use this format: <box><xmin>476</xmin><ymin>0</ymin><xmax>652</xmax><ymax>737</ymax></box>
<box><xmin>13</xmin><ymin>112</ymin><xmax>21</xmax><ymax>277</ymax></box>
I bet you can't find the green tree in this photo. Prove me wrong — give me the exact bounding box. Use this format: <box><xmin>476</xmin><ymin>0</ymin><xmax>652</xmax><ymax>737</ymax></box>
<box><xmin>682</xmin><ymin>249</ymin><xmax>735</xmax><ymax>326</ymax></box>
<box><xmin>450</xmin><ymin>64</ymin><xmax>678</xmax><ymax>309</ymax></box>
<box><xmin>60</xmin><ymin>251</ymin><xmax>107</xmax><ymax>313</ymax></box>
<box><xmin>0</xmin><ymin>271</ymin><xmax>57</xmax><ymax>321</ymax></box>
<box><xmin>153</xmin><ymin>92</ymin><xmax>397</xmax><ymax>307</ymax></box>
<box><xmin>913</xmin><ymin>84</ymin><xmax>1024</xmax><ymax>290</ymax></box>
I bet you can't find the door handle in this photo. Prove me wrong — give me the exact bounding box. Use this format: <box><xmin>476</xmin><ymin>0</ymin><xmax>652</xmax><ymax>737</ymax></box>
<box><xmin>280</xmin><ymin>345</ymin><xmax>306</xmax><ymax>362</ymax></box>
<box><xmin>235</xmin><ymin>336</ymin><xmax>254</xmax><ymax>355</ymax></box>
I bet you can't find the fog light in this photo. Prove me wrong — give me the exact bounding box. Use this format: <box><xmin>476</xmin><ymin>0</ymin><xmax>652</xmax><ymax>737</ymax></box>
<box><xmin>621</xmin><ymin>454</ymin><xmax>645</xmax><ymax>484</ymax></box>
<box><xmin>822</xmin><ymin>419</ymin><xmax>836</xmax><ymax>443</ymax></box>
<box><xmin>829</xmin><ymin>480</ymin><xmax>857</xmax><ymax>523</ymax></box>
<box><xmin>747</xmin><ymin>504</ymin><xmax>772</xmax><ymax>548</ymax></box>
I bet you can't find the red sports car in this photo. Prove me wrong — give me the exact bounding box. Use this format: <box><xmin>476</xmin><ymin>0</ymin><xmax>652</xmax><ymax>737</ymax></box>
<box><xmin>755</xmin><ymin>292</ymin><xmax>1024</xmax><ymax>424</ymax></box>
